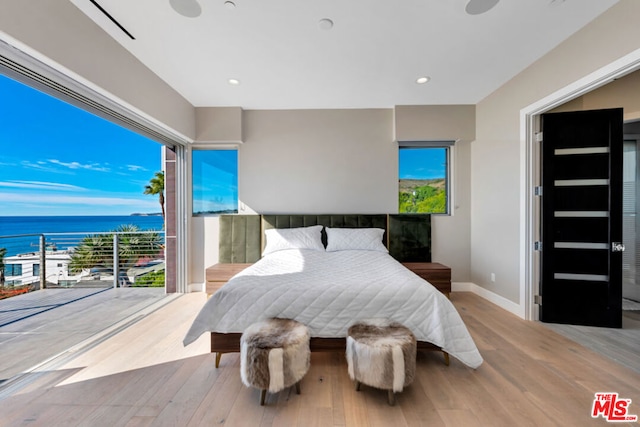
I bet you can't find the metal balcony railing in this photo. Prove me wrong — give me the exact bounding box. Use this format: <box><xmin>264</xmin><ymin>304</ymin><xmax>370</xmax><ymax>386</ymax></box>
<box><xmin>0</xmin><ymin>230</ymin><xmax>165</xmax><ymax>297</ymax></box>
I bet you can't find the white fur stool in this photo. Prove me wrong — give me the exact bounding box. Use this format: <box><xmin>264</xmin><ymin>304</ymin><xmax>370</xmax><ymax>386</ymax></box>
<box><xmin>240</xmin><ymin>318</ymin><xmax>310</xmax><ymax>405</ymax></box>
<box><xmin>346</xmin><ymin>319</ymin><xmax>417</xmax><ymax>405</ymax></box>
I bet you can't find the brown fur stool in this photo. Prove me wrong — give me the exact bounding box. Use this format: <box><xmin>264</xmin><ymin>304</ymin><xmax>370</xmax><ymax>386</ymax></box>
<box><xmin>240</xmin><ymin>318</ymin><xmax>310</xmax><ymax>405</ymax></box>
<box><xmin>346</xmin><ymin>319</ymin><xmax>417</xmax><ymax>405</ymax></box>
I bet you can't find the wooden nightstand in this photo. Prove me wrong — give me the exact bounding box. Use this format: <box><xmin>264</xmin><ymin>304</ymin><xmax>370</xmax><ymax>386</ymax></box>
<box><xmin>401</xmin><ymin>262</ymin><xmax>451</xmax><ymax>297</ymax></box>
<box><xmin>205</xmin><ymin>263</ymin><xmax>252</xmax><ymax>296</ymax></box>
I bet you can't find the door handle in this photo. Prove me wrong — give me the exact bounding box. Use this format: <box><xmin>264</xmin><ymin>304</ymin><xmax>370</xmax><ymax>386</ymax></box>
<box><xmin>612</xmin><ymin>242</ymin><xmax>625</xmax><ymax>252</ymax></box>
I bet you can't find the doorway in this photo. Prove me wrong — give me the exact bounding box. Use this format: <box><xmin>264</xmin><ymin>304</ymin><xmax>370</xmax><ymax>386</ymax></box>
<box><xmin>523</xmin><ymin>55</ymin><xmax>640</xmax><ymax>323</ymax></box>
<box><xmin>623</xmin><ymin>120</ymin><xmax>640</xmax><ymax>313</ymax></box>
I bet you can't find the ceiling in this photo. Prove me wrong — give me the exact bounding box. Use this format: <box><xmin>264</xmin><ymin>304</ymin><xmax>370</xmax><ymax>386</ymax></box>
<box><xmin>70</xmin><ymin>0</ymin><xmax>618</xmax><ymax>110</ymax></box>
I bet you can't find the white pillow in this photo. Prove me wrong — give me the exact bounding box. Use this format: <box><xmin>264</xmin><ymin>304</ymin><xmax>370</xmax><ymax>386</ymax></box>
<box><xmin>325</xmin><ymin>227</ymin><xmax>388</xmax><ymax>253</ymax></box>
<box><xmin>262</xmin><ymin>225</ymin><xmax>325</xmax><ymax>256</ymax></box>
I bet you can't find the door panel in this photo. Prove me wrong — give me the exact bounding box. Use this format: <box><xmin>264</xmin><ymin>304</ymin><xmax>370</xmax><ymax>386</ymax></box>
<box><xmin>552</xmin><ymin>248</ymin><xmax>609</xmax><ymax>274</ymax></box>
<box><xmin>540</xmin><ymin>108</ymin><xmax>623</xmax><ymax>327</ymax></box>
<box><xmin>553</xmin><ymin>217</ymin><xmax>609</xmax><ymax>242</ymax></box>
<box><xmin>542</xmin><ymin>280</ymin><xmax>612</xmax><ymax>325</ymax></box>
<box><xmin>553</xmin><ymin>153</ymin><xmax>610</xmax><ymax>179</ymax></box>
<box><xmin>553</xmin><ymin>186</ymin><xmax>610</xmax><ymax>211</ymax></box>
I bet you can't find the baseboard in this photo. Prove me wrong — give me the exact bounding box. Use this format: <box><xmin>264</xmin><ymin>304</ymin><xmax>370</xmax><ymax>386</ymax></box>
<box><xmin>188</xmin><ymin>282</ymin><xmax>205</xmax><ymax>293</ymax></box>
<box><xmin>452</xmin><ymin>282</ymin><xmax>525</xmax><ymax>319</ymax></box>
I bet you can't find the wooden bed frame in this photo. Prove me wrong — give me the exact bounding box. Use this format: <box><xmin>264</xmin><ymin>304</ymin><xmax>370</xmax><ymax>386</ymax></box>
<box><xmin>211</xmin><ymin>332</ymin><xmax>449</xmax><ymax>368</ymax></box>
<box><xmin>209</xmin><ymin>213</ymin><xmax>449</xmax><ymax>368</ymax></box>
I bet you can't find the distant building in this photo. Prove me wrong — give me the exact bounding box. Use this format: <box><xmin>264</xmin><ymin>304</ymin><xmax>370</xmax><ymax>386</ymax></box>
<box><xmin>4</xmin><ymin>249</ymin><xmax>165</xmax><ymax>288</ymax></box>
<box><xmin>4</xmin><ymin>249</ymin><xmax>88</xmax><ymax>287</ymax></box>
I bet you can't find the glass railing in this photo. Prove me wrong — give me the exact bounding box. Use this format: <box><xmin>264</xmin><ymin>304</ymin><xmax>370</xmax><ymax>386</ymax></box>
<box><xmin>0</xmin><ymin>229</ymin><xmax>165</xmax><ymax>298</ymax></box>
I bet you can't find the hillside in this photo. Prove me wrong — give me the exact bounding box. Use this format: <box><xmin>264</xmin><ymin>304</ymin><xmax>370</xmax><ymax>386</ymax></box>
<box><xmin>399</xmin><ymin>178</ymin><xmax>445</xmax><ymax>193</ymax></box>
<box><xmin>399</xmin><ymin>178</ymin><xmax>446</xmax><ymax>213</ymax></box>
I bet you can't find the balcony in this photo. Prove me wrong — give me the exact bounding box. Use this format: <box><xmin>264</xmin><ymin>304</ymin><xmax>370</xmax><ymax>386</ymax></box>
<box><xmin>0</xmin><ymin>229</ymin><xmax>170</xmax><ymax>387</ymax></box>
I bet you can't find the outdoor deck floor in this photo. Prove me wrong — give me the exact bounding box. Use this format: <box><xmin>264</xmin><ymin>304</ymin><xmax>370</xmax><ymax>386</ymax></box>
<box><xmin>0</xmin><ymin>287</ymin><xmax>170</xmax><ymax>386</ymax></box>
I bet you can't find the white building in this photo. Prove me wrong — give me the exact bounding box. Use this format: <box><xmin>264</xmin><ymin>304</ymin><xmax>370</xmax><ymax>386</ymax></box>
<box><xmin>4</xmin><ymin>250</ymin><xmax>88</xmax><ymax>287</ymax></box>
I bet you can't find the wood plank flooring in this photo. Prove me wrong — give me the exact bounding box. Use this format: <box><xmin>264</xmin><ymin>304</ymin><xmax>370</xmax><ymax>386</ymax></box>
<box><xmin>0</xmin><ymin>292</ymin><xmax>639</xmax><ymax>426</ymax></box>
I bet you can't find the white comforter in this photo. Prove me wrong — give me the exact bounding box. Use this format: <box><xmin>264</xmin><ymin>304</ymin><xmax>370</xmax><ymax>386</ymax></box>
<box><xmin>183</xmin><ymin>249</ymin><xmax>483</xmax><ymax>369</ymax></box>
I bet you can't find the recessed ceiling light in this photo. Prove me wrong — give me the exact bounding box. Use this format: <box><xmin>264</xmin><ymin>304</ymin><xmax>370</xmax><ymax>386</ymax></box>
<box><xmin>224</xmin><ymin>1</ymin><xmax>236</xmax><ymax>9</ymax></box>
<box><xmin>416</xmin><ymin>76</ymin><xmax>430</xmax><ymax>84</ymax></box>
<box><xmin>318</xmin><ymin>18</ymin><xmax>334</xmax><ymax>30</ymax></box>
<box><xmin>228</xmin><ymin>78</ymin><xmax>240</xmax><ymax>85</ymax></box>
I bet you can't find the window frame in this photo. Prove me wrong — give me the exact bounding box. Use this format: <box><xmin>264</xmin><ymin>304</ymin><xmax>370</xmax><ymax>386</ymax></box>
<box><xmin>191</xmin><ymin>147</ymin><xmax>239</xmax><ymax>216</ymax></box>
<box><xmin>398</xmin><ymin>141</ymin><xmax>454</xmax><ymax>216</ymax></box>
<box><xmin>1</xmin><ymin>36</ymin><xmax>190</xmax><ymax>293</ymax></box>
<box><xmin>6</xmin><ymin>263</ymin><xmax>23</xmax><ymax>277</ymax></box>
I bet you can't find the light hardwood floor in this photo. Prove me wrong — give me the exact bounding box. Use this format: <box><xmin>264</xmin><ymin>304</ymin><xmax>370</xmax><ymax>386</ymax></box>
<box><xmin>0</xmin><ymin>292</ymin><xmax>639</xmax><ymax>426</ymax></box>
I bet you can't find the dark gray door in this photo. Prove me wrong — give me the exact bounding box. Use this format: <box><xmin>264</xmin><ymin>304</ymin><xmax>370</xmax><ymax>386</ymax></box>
<box><xmin>540</xmin><ymin>108</ymin><xmax>623</xmax><ymax>328</ymax></box>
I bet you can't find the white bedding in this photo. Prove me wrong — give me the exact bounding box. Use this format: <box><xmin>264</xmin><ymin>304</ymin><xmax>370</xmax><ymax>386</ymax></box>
<box><xmin>183</xmin><ymin>249</ymin><xmax>483</xmax><ymax>369</ymax></box>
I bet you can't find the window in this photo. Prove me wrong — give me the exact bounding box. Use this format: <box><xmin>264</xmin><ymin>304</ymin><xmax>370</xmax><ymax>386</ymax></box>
<box><xmin>192</xmin><ymin>150</ymin><xmax>238</xmax><ymax>215</ymax></box>
<box><xmin>6</xmin><ymin>264</ymin><xmax>22</xmax><ymax>276</ymax></box>
<box><xmin>398</xmin><ymin>143</ymin><xmax>452</xmax><ymax>214</ymax></box>
<box><xmin>33</xmin><ymin>263</ymin><xmax>40</xmax><ymax>276</ymax></box>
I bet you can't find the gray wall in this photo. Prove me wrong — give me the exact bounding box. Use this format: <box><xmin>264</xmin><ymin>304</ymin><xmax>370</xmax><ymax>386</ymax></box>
<box><xmin>472</xmin><ymin>0</ymin><xmax>640</xmax><ymax>305</ymax></box>
<box><xmin>190</xmin><ymin>106</ymin><xmax>476</xmax><ymax>286</ymax></box>
<box><xmin>240</xmin><ymin>109</ymin><xmax>396</xmax><ymax>214</ymax></box>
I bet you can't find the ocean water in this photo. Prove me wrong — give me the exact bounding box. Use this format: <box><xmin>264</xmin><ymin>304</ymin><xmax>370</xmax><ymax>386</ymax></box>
<box><xmin>0</xmin><ymin>216</ymin><xmax>164</xmax><ymax>256</ymax></box>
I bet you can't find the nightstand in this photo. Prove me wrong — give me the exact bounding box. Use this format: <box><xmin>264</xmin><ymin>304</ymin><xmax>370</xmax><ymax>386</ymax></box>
<box><xmin>401</xmin><ymin>262</ymin><xmax>451</xmax><ymax>297</ymax></box>
<box><xmin>205</xmin><ymin>263</ymin><xmax>252</xmax><ymax>296</ymax></box>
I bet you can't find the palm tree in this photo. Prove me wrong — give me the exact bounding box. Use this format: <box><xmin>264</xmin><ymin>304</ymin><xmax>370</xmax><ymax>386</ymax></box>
<box><xmin>69</xmin><ymin>225</ymin><xmax>162</xmax><ymax>281</ymax></box>
<box><xmin>144</xmin><ymin>171</ymin><xmax>165</xmax><ymax>220</ymax></box>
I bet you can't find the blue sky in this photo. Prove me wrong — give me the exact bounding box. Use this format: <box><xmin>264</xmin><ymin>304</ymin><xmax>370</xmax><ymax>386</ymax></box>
<box><xmin>399</xmin><ymin>147</ymin><xmax>446</xmax><ymax>180</ymax></box>
<box><xmin>192</xmin><ymin>150</ymin><xmax>238</xmax><ymax>214</ymax></box>
<box><xmin>0</xmin><ymin>74</ymin><xmax>162</xmax><ymax>216</ymax></box>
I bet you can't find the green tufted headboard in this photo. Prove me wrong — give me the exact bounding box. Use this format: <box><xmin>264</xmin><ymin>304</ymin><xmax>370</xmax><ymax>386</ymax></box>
<box><xmin>218</xmin><ymin>214</ymin><xmax>431</xmax><ymax>263</ymax></box>
<box><xmin>218</xmin><ymin>215</ymin><xmax>261</xmax><ymax>263</ymax></box>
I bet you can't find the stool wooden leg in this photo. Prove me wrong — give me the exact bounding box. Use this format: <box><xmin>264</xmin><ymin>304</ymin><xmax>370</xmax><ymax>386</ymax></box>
<box><xmin>215</xmin><ymin>352</ymin><xmax>222</xmax><ymax>368</ymax></box>
<box><xmin>442</xmin><ymin>351</ymin><xmax>450</xmax><ymax>366</ymax></box>
<box><xmin>295</xmin><ymin>381</ymin><xmax>301</xmax><ymax>394</ymax></box>
<box><xmin>388</xmin><ymin>390</ymin><xmax>396</xmax><ymax>406</ymax></box>
<box><xmin>355</xmin><ymin>380</ymin><xmax>361</xmax><ymax>391</ymax></box>
<box><xmin>260</xmin><ymin>390</ymin><xmax>267</xmax><ymax>406</ymax></box>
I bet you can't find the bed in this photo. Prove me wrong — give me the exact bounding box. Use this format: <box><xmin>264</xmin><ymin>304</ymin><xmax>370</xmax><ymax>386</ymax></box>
<box><xmin>183</xmin><ymin>214</ymin><xmax>483</xmax><ymax>369</ymax></box>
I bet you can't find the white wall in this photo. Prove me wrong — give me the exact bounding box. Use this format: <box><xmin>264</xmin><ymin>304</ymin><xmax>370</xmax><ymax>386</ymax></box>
<box><xmin>471</xmin><ymin>0</ymin><xmax>640</xmax><ymax>307</ymax></box>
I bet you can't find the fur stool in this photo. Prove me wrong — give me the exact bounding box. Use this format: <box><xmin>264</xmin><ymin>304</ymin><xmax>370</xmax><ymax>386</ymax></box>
<box><xmin>346</xmin><ymin>319</ymin><xmax>417</xmax><ymax>405</ymax></box>
<box><xmin>240</xmin><ymin>318</ymin><xmax>310</xmax><ymax>405</ymax></box>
